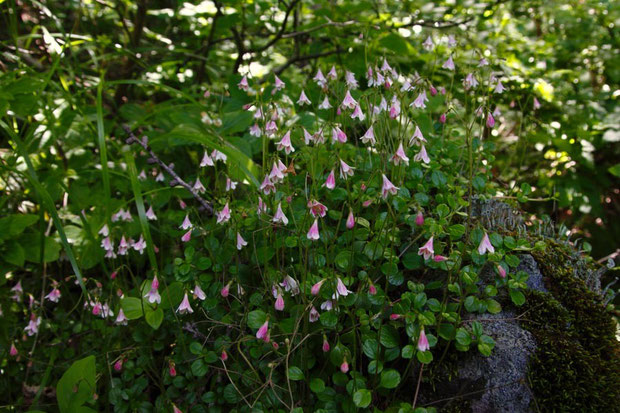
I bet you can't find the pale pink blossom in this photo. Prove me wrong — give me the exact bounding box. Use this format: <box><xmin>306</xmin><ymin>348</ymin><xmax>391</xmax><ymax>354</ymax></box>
<box><xmin>433</xmin><ymin>255</ymin><xmax>448</xmax><ymax>262</ymax></box>
<box><xmin>346</xmin><ymin>210</ymin><xmax>355</xmax><ymax>229</ymax></box>
<box><xmin>256</xmin><ymin>320</ymin><xmax>269</xmax><ymax>342</ymax></box>
<box><xmin>381</xmin><ymin>174</ymin><xmax>399</xmax><ymax>199</ymax></box>
<box><xmin>340</xmin><ymin>359</ymin><xmax>349</xmax><ymax>373</ymax></box>
<box><xmin>10</xmin><ymin>343</ymin><xmax>18</xmax><ymax>356</ymax></box>
<box><xmin>144</xmin><ymin>276</ymin><xmax>161</xmax><ymax>304</ymax></box>
<box><xmin>361</xmin><ymin>126</ymin><xmax>376</xmax><ymax>145</ymax></box>
<box><xmin>442</xmin><ymin>56</ymin><xmax>455</xmax><ymax>70</ymax></box>
<box><xmin>238</xmin><ymin>75</ymin><xmax>249</xmax><ymax>91</ymax></box>
<box><xmin>423</xmin><ymin>35</ymin><xmax>434</xmax><ymax>51</ymax></box>
<box><xmin>463</xmin><ymin>73</ymin><xmax>478</xmax><ymax>90</ymax></box>
<box><xmin>265</xmin><ymin>120</ymin><xmax>278</xmax><ymax>136</ymax></box>
<box><xmin>308</xmin><ymin>200</ymin><xmax>328</xmax><ymax>218</ymax></box>
<box><xmin>276</xmin><ymin>131</ymin><xmax>295</xmax><ymax>154</ymax></box>
<box><xmin>341</xmin><ymin>90</ymin><xmax>358</xmax><ymax>110</ymax></box>
<box><xmin>273</xmin><ymin>202</ymin><xmax>289</xmax><ymax>225</ymax></box>
<box><xmin>324</xmin><ymin>170</ymin><xmax>336</xmax><ymax>190</ymax></box>
<box><xmin>193</xmin><ymin>178</ymin><xmax>205</xmax><ymax>193</ymax></box>
<box><xmin>236</xmin><ymin>232</ymin><xmax>247</xmax><ymax>250</ymax></box>
<box><xmin>193</xmin><ymin>284</ymin><xmax>206</xmax><ymax>300</ymax></box>
<box><xmin>98</xmin><ymin>224</ymin><xmax>109</xmax><ymax>237</ymax></box>
<box><xmin>335</xmin><ymin>278</ymin><xmax>351</xmax><ymax>297</ymax></box>
<box><xmin>117</xmin><ymin>236</ymin><xmax>129</xmax><ymax>256</ymax></box>
<box><xmin>177</xmin><ymin>293</ymin><xmax>194</xmax><ymax>314</ymax></box>
<box><xmin>249</xmin><ymin>123</ymin><xmax>262</xmax><ymax>137</ymax></box>
<box><xmin>146</xmin><ymin>206</ymin><xmax>157</xmax><ymax>220</ymax></box>
<box><xmin>418</xmin><ymin>236</ymin><xmax>434</xmax><ymax>260</ymax></box>
<box><xmin>533</xmin><ymin>97</ymin><xmax>541</xmax><ymax>109</ymax></box>
<box><xmin>494</xmin><ymin>80</ymin><xmax>506</xmax><ymax>94</ymax></box>
<box><xmin>318</xmin><ymin>97</ymin><xmax>332</xmax><ymax>110</ymax></box>
<box><xmin>180</xmin><ymin>214</ymin><xmax>192</xmax><ymax>230</ymax></box>
<box><xmin>478</xmin><ymin>232</ymin><xmax>495</xmax><ymax>254</ymax></box>
<box><xmin>311</xmin><ymin>279</ymin><xmax>325</xmax><ymax>296</ymax></box>
<box><xmin>269</xmin><ymin>162</ymin><xmax>285</xmax><ymax>182</ymax></box>
<box><xmin>345</xmin><ymin>71</ymin><xmax>358</xmax><ymax>89</ymax></box>
<box><xmin>115</xmin><ymin>309</ymin><xmax>128</xmax><ymax>325</ymax></box>
<box><xmin>309</xmin><ymin>306</ymin><xmax>320</xmax><ymax>322</ymax></box>
<box><xmin>390</xmin><ymin>142</ymin><xmax>410</xmax><ymax>165</ymax></box>
<box><xmin>314</xmin><ymin>69</ymin><xmax>327</xmax><ymax>88</ymax></box>
<box><xmin>307</xmin><ymin>219</ymin><xmax>320</xmax><ymax>240</ymax></box>
<box><xmin>133</xmin><ymin>235</ymin><xmax>147</xmax><ymax>254</ymax></box>
<box><xmin>274</xmin><ymin>292</ymin><xmax>285</xmax><ymax>311</ymax></box>
<box><xmin>24</xmin><ymin>315</ymin><xmax>41</xmax><ymax>336</ymax></box>
<box><xmin>45</xmin><ymin>288</ymin><xmax>61</xmax><ymax>303</ymax></box>
<box><xmin>409</xmin><ymin>125</ymin><xmax>426</xmax><ymax>145</ymax></box>
<box><xmin>303</xmin><ymin>128</ymin><xmax>313</xmax><ymax>144</ymax></box>
<box><xmin>411</xmin><ymin>91</ymin><xmax>429</xmax><ymax>109</ymax></box>
<box><xmin>351</xmin><ymin>105</ymin><xmax>365</xmax><ymax>121</ymax></box>
<box><xmin>320</xmin><ymin>300</ymin><xmax>334</xmax><ymax>311</ymax></box>
<box><xmin>332</xmin><ymin>127</ymin><xmax>347</xmax><ymax>143</ymax></box>
<box><xmin>260</xmin><ymin>175</ymin><xmax>276</xmax><ymax>195</ymax></box>
<box><xmin>297</xmin><ymin>90</ymin><xmax>312</xmax><ymax>105</ymax></box>
<box><xmin>280</xmin><ymin>275</ymin><xmax>300</xmax><ymax>296</ymax></box>
<box><xmin>327</xmin><ymin>65</ymin><xmax>337</xmax><ymax>80</ymax></box>
<box><xmin>417</xmin><ymin>329</ymin><xmax>430</xmax><ymax>351</ymax></box>
<box><xmin>273</xmin><ymin>75</ymin><xmax>285</xmax><ymax>92</ymax></box>
<box><xmin>414</xmin><ymin>145</ymin><xmax>430</xmax><ymax>164</ymax></box>
<box><xmin>217</xmin><ymin>203</ymin><xmax>231</xmax><ymax>224</ymax></box>
<box><xmin>339</xmin><ymin>159</ymin><xmax>354</xmax><ymax>180</ymax></box>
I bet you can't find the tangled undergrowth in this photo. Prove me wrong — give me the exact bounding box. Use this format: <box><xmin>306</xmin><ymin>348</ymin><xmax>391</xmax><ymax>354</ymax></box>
<box><xmin>1</xmin><ymin>30</ymin><xmax>616</xmax><ymax>413</ymax></box>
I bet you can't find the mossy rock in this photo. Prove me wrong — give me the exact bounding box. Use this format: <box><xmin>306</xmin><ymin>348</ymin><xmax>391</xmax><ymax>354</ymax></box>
<box><xmin>523</xmin><ymin>242</ymin><xmax>620</xmax><ymax>412</ymax></box>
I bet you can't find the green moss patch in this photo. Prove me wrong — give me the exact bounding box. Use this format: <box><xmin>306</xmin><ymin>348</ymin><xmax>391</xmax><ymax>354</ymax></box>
<box><xmin>522</xmin><ymin>243</ymin><xmax>620</xmax><ymax>411</ymax></box>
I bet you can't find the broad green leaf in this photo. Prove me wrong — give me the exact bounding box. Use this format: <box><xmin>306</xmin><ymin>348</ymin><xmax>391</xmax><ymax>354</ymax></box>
<box><xmin>288</xmin><ymin>366</ymin><xmax>304</xmax><ymax>381</ymax></box>
<box><xmin>379</xmin><ymin>369</ymin><xmax>400</xmax><ymax>389</ymax></box>
<box><xmin>120</xmin><ymin>297</ymin><xmax>143</xmax><ymax>320</ymax></box>
<box><xmin>353</xmin><ymin>389</ymin><xmax>372</xmax><ymax>408</ymax></box>
<box><xmin>56</xmin><ymin>356</ymin><xmax>96</xmax><ymax>413</ymax></box>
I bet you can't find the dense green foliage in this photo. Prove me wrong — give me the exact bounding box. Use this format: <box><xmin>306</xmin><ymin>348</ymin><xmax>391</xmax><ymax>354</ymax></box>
<box><xmin>0</xmin><ymin>0</ymin><xmax>618</xmax><ymax>412</ymax></box>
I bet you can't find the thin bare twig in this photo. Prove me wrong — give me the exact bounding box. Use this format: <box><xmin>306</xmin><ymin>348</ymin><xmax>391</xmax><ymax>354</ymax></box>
<box><xmin>122</xmin><ymin>125</ymin><xmax>214</xmax><ymax>215</ymax></box>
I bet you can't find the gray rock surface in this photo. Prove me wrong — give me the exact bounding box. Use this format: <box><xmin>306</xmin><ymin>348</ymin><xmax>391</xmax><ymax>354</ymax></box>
<box><xmin>517</xmin><ymin>254</ymin><xmax>548</xmax><ymax>292</ymax></box>
<box><xmin>458</xmin><ymin>311</ymin><xmax>536</xmax><ymax>413</ymax></box>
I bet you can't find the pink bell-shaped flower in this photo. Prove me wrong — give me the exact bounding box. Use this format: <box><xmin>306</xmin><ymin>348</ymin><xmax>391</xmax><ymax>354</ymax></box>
<box><xmin>418</xmin><ymin>236</ymin><xmax>435</xmax><ymax>260</ymax></box>
<box><xmin>307</xmin><ymin>219</ymin><xmax>320</xmax><ymax>240</ymax></box>
<box><xmin>381</xmin><ymin>174</ymin><xmax>399</xmax><ymax>199</ymax></box>
<box><xmin>478</xmin><ymin>232</ymin><xmax>495</xmax><ymax>255</ymax></box>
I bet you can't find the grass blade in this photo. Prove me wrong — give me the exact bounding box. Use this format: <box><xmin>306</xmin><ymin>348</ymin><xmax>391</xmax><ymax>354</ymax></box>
<box><xmin>123</xmin><ymin>150</ymin><xmax>158</xmax><ymax>276</ymax></box>
<box><xmin>96</xmin><ymin>78</ymin><xmax>111</xmax><ymax>219</ymax></box>
<box><xmin>2</xmin><ymin>120</ymin><xmax>88</xmax><ymax>297</ymax></box>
